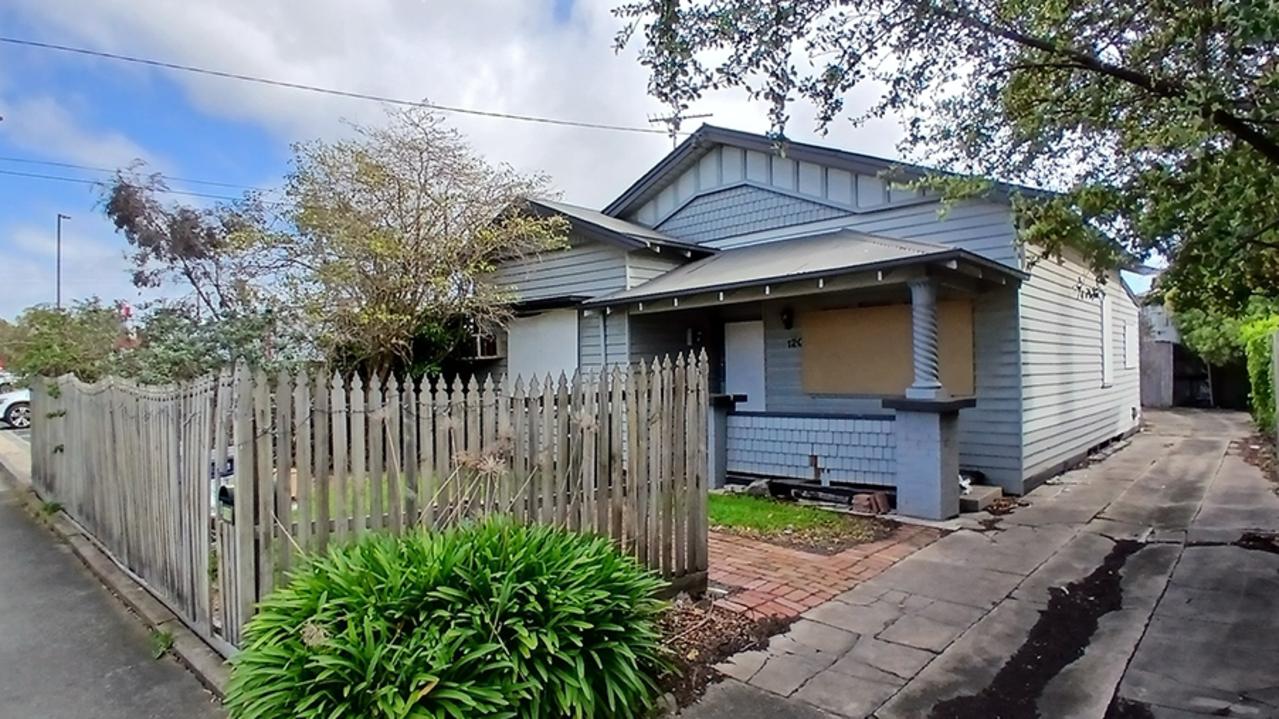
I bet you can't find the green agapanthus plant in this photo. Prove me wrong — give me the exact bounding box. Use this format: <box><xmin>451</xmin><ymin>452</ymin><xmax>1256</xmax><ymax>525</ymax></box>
<box><xmin>225</xmin><ymin>518</ymin><xmax>669</xmax><ymax>719</ymax></box>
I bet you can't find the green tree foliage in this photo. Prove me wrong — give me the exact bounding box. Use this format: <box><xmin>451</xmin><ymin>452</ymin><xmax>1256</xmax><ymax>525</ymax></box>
<box><xmin>1240</xmin><ymin>314</ymin><xmax>1279</xmax><ymax>431</ymax></box>
<box><xmin>1174</xmin><ymin>296</ymin><xmax>1278</xmax><ymax>426</ymax></box>
<box><xmin>226</xmin><ymin>519</ymin><xmax>669</xmax><ymax>719</ymax></box>
<box><xmin>0</xmin><ymin>300</ymin><xmax>124</xmax><ymax>382</ymax></box>
<box><xmin>104</xmin><ymin>108</ymin><xmax>568</xmax><ymax>376</ymax></box>
<box><xmin>108</xmin><ymin>308</ymin><xmax>302</xmax><ymax>384</ymax></box>
<box><xmin>615</xmin><ymin>0</ymin><xmax>1279</xmax><ymax>307</ymax></box>
<box><xmin>1175</xmin><ymin>296</ymin><xmax>1279</xmax><ymax>365</ymax></box>
<box><xmin>273</xmin><ymin>108</ymin><xmax>569</xmax><ymax>374</ymax></box>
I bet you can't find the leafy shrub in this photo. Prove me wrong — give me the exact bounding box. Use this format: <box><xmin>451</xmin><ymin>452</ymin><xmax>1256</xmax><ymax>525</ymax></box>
<box><xmin>1240</xmin><ymin>314</ymin><xmax>1279</xmax><ymax>432</ymax></box>
<box><xmin>226</xmin><ymin>518</ymin><xmax>669</xmax><ymax>719</ymax></box>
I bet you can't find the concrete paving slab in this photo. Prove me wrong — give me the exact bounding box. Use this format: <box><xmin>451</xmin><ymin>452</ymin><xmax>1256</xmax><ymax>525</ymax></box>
<box><xmin>826</xmin><ymin>655</ymin><xmax>907</xmax><ymax>686</ymax></box>
<box><xmin>912</xmin><ymin>599</ymin><xmax>985</xmax><ymax>629</ymax></box>
<box><xmin>1012</xmin><ymin>531</ymin><xmax>1115</xmax><ymax>607</ymax></box>
<box><xmin>865</xmin><ymin>557</ymin><xmax>1023</xmax><ymax>609</ymax></box>
<box><xmin>1116</xmin><ymin>543</ymin><xmax>1181</xmax><ymax>611</ymax></box>
<box><xmin>803</xmin><ymin>598</ymin><xmax>902</xmax><ymax>635</ymax></box>
<box><xmin>716</xmin><ymin>649</ymin><xmax>769</xmax><ymax>682</ymax></box>
<box><xmin>838</xmin><ymin>636</ymin><xmax>935</xmax><ymax>681</ymax></box>
<box><xmin>791</xmin><ymin>670</ymin><xmax>899</xmax><ymax>718</ymax></box>
<box><xmin>749</xmin><ymin>652</ymin><xmax>830</xmax><ymax>696</ymax></box>
<box><xmin>1099</xmin><ymin>438</ymin><xmax>1226</xmax><ymax>529</ymax></box>
<box><xmin>681</xmin><ymin>680</ymin><xmax>837</xmax><ymax>719</ymax></box>
<box><xmin>875</xmin><ymin>599</ymin><xmax>1042</xmax><ymax>719</ymax></box>
<box><xmin>905</xmin><ymin>524</ymin><xmax>1078</xmax><ymax>576</ymax></box>
<box><xmin>785</xmin><ymin>619</ymin><xmax>860</xmax><ymax>655</ymax></box>
<box><xmin>1037</xmin><ymin>608</ymin><xmax>1151</xmax><ymax>718</ymax></box>
<box><xmin>877</xmin><ymin>614</ymin><xmax>967</xmax><ymax>653</ymax></box>
<box><xmin>1192</xmin><ymin>453</ymin><xmax>1279</xmax><ymax>531</ymax></box>
<box><xmin>1167</xmin><ymin>545</ymin><xmax>1279</xmax><ymax>597</ymax></box>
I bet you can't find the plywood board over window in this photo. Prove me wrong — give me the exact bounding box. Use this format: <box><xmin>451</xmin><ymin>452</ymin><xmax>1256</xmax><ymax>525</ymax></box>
<box><xmin>801</xmin><ymin>301</ymin><xmax>975</xmax><ymax>395</ymax></box>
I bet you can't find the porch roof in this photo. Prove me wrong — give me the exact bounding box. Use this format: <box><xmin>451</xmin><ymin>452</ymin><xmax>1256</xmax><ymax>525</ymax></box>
<box><xmin>583</xmin><ymin>229</ymin><xmax>1026</xmax><ymax>309</ymax></box>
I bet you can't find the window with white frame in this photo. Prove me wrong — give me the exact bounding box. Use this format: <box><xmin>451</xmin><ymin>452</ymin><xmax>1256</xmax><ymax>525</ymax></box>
<box><xmin>1101</xmin><ymin>293</ymin><xmax>1114</xmax><ymax>387</ymax></box>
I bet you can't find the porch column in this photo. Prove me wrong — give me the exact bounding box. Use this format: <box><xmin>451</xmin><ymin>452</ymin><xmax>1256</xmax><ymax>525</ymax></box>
<box><xmin>887</xmin><ymin>278</ymin><xmax>974</xmax><ymax>519</ymax></box>
<box><xmin>907</xmin><ymin>277</ymin><xmax>943</xmax><ymax>399</ymax></box>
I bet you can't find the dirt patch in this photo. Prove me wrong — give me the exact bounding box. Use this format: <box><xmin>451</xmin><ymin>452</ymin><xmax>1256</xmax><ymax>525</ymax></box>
<box><xmin>974</xmin><ymin>516</ymin><xmax>1005</xmax><ymax>533</ymax></box>
<box><xmin>1235</xmin><ymin>531</ymin><xmax>1279</xmax><ymax>555</ymax></box>
<box><xmin>1104</xmin><ymin>697</ymin><xmax>1156</xmax><ymax>719</ymax></box>
<box><xmin>657</xmin><ymin>596</ymin><xmax>792</xmax><ymax>707</ymax></box>
<box><xmin>711</xmin><ymin>516</ymin><xmax>897</xmax><ymax>555</ymax></box>
<box><xmin>985</xmin><ymin>497</ymin><xmax>1026</xmax><ymax>516</ymax></box>
<box><xmin>1235</xmin><ymin>433</ymin><xmax>1278</xmax><ymax>489</ymax></box>
<box><xmin>928</xmin><ymin>539</ymin><xmax>1145</xmax><ymax>719</ymax></box>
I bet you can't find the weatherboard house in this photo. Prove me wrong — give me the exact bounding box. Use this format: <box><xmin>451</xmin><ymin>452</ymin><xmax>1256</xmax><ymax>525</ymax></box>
<box><xmin>476</xmin><ymin>125</ymin><xmax>1141</xmax><ymax>519</ymax></box>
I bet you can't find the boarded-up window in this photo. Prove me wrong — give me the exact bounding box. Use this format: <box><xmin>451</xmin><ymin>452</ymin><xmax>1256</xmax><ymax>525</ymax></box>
<box><xmin>800</xmin><ymin>301</ymin><xmax>975</xmax><ymax>395</ymax></box>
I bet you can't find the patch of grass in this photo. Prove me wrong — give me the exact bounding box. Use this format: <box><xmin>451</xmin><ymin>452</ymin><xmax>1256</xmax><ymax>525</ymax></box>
<box><xmin>709</xmin><ymin>493</ymin><xmax>848</xmax><ymax>533</ymax></box>
<box><xmin>150</xmin><ymin>629</ymin><xmax>174</xmax><ymax>659</ymax></box>
<box><xmin>708</xmin><ymin>493</ymin><xmax>893</xmax><ymax>553</ymax></box>
<box><xmin>39</xmin><ymin>500</ymin><xmax>63</xmax><ymax>516</ymax></box>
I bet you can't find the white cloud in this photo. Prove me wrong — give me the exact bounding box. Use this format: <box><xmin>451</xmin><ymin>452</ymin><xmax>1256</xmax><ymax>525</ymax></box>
<box><xmin>0</xmin><ymin>221</ymin><xmax>149</xmax><ymax>319</ymax></box>
<box><xmin>7</xmin><ymin>0</ymin><xmax>905</xmax><ymax>206</ymax></box>
<box><xmin>0</xmin><ymin>94</ymin><xmax>158</xmax><ymax>170</ymax></box>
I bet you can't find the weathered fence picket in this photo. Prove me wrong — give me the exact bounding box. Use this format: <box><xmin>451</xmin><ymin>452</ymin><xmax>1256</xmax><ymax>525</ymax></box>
<box><xmin>29</xmin><ymin>350</ymin><xmax>710</xmax><ymax>655</ymax></box>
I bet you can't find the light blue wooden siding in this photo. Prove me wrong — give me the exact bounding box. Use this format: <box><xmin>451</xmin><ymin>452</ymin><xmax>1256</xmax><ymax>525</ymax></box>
<box><xmin>960</xmin><ymin>288</ymin><xmax>1023</xmax><ymax>491</ymax></box>
<box><xmin>579</xmin><ymin>310</ymin><xmax>629</xmax><ymax>370</ymax></box>
<box><xmin>627</xmin><ymin>250</ymin><xmax>685</xmax><ymax>288</ymax></box>
<box><xmin>628</xmin><ymin>145</ymin><xmax>930</xmax><ymax>228</ymax></box>
<box><xmin>491</xmin><ymin>239</ymin><xmax>628</xmax><ymax>302</ymax></box>
<box><xmin>490</xmin><ymin>234</ymin><xmax>636</xmax><ymax>374</ymax></box>
<box><xmin>704</xmin><ymin>198</ymin><xmax>1021</xmax><ymax>268</ymax></box>
<box><xmin>1019</xmin><ymin>250</ymin><xmax>1141</xmax><ymax>481</ymax></box>
<box><xmin>655</xmin><ymin>186</ymin><xmax>848</xmax><ymax>243</ymax></box>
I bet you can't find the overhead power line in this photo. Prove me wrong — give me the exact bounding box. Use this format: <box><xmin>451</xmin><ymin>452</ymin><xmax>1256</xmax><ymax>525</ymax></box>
<box><xmin>0</xmin><ymin>167</ymin><xmax>270</xmax><ymax>203</ymax></box>
<box><xmin>0</xmin><ymin>36</ymin><xmax>674</xmax><ymax>136</ymax></box>
<box><xmin>0</xmin><ymin>155</ymin><xmax>275</xmax><ymax>193</ymax></box>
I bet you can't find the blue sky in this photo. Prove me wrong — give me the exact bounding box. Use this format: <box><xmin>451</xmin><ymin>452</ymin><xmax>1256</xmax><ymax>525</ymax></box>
<box><xmin>0</xmin><ymin>9</ymin><xmax>291</xmax><ymax>318</ymax></box>
<box><xmin>0</xmin><ymin>0</ymin><xmax>1149</xmax><ymax>321</ymax></box>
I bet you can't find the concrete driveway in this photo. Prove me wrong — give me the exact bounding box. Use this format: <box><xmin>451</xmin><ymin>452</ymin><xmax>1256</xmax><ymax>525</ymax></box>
<box><xmin>689</xmin><ymin>410</ymin><xmax>1279</xmax><ymax>718</ymax></box>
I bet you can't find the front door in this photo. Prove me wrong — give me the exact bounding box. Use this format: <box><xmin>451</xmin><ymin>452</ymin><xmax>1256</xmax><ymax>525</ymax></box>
<box><xmin>724</xmin><ymin>321</ymin><xmax>766</xmax><ymax>411</ymax></box>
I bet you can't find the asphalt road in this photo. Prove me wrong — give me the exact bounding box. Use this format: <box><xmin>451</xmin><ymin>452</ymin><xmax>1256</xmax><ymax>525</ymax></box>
<box><xmin>0</xmin><ymin>443</ymin><xmax>224</xmax><ymax>718</ymax></box>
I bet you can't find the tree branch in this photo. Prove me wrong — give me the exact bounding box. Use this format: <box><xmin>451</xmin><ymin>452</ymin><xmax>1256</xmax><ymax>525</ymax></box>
<box><xmin>925</xmin><ymin>1</ymin><xmax>1279</xmax><ymax>164</ymax></box>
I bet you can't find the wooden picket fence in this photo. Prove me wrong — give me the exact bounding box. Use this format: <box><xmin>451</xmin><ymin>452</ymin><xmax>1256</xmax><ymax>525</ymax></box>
<box><xmin>30</xmin><ymin>351</ymin><xmax>709</xmax><ymax>654</ymax></box>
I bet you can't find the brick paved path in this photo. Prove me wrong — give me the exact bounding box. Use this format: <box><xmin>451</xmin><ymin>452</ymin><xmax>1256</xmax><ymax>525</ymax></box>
<box><xmin>708</xmin><ymin>524</ymin><xmax>942</xmax><ymax>619</ymax></box>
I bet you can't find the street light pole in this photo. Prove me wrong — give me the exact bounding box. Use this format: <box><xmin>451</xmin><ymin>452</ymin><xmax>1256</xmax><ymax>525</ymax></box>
<box><xmin>56</xmin><ymin>213</ymin><xmax>70</xmax><ymax>309</ymax></box>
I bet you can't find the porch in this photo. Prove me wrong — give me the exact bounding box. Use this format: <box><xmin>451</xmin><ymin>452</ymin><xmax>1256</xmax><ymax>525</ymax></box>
<box><xmin>586</xmin><ymin>229</ymin><xmax>1026</xmax><ymax>520</ymax></box>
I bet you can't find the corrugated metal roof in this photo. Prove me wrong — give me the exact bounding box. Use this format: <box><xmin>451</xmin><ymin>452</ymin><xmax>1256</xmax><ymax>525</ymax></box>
<box><xmin>585</xmin><ymin>229</ymin><xmax>1019</xmax><ymax>306</ymax></box>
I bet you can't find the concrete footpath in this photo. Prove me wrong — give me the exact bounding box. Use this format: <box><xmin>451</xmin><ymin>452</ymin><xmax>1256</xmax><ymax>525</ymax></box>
<box><xmin>689</xmin><ymin>410</ymin><xmax>1279</xmax><ymax>718</ymax></box>
<box><xmin>0</xmin><ymin>432</ymin><xmax>224</xmax><ymax>718</ymax></box>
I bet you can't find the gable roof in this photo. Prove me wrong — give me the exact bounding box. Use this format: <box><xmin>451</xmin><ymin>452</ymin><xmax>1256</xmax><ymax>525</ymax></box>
<box><xmin>584</xmin><ymin>228</ymin><xmax>1025</xmax><ymax>308</ymax></box>
<box><xmin>602</xmin><ymin>124</ymin><xmax>1050</xmax><ymax>220</ymax></box>
<box><xmin>528</xmin><ymin>199</ymin><xmax>711</xmax><ymax>255</ymax></box>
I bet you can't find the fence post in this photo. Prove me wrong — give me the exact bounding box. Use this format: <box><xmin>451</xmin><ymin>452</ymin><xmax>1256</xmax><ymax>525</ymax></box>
<box><xmin>231</xmin><ymin>364</ymin><xmax>257</xmax><ymax>640</ymax></box>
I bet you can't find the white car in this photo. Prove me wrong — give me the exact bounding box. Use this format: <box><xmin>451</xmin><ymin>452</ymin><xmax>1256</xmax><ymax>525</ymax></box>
<box><xmin>0</xmin><ymin>388</ymin><xmax>31</xmax><ymax>429</ymax></box>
